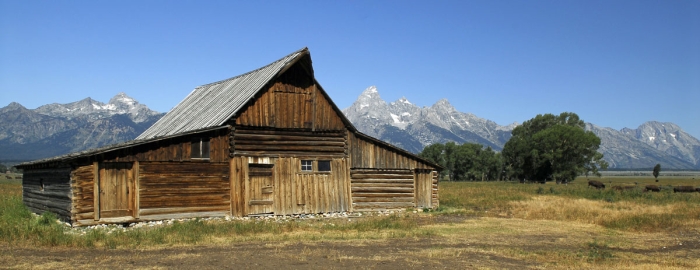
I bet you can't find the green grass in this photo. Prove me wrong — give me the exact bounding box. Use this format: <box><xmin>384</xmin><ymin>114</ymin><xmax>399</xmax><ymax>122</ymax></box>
<box><xmin>0</xmin><ymin>180</ymin><xmax>422</xmax><ymax>248</ymax></box>
<box><xmin>2</xmin><ymin>176</ymin><xmax>699</xmax><ymax>248</ymax></box>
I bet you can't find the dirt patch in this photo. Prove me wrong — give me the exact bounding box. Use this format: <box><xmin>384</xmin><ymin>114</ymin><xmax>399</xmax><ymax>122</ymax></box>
<box><xmin>3</xmin><ymin>217</ymin><xmax>699</xmax><ymax>269</ymax></box>
<box><xmin>1</xmin><ymin>238</ymin><xmax>535</xmax><ymax>269</ymax></box>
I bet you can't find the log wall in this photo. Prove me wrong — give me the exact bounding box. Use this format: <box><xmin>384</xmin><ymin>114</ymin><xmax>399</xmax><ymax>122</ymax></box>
<box><xmin>22</xmin><ymin>167</ymin><xmax>72</xmax><ymax>221</ymax></box>
<box><xmin>233</xmin><ymin>127</ymin><xmax>346</xmax><ymax>158</ymax></box>
<box><xmin>350</xmin><ymin>169</ymin><xmax>415</xmax><ymax>211</ymax></box>
<box><xmin>71</xmin><ymin>163</ymin><xmax>95</xmax><ymax>223</ymax></box>
<box><xmin>138</xmin><ymin>162</ymin><xmax>230</xmax><ymax>220</ymax></box>
<box><xmin>432</xmin><ymin>171</ymin><xmax>439</xmax><ymax>207</ymax></box>
<box><xmin>348</xmin><ymin>132</ymin><xmax>432</xmax><ymax>170</ymax></box>
<box><xmin>96</xmin><ymin>129</ymin><xmax>229</xmax><ymax>163</ymax></box>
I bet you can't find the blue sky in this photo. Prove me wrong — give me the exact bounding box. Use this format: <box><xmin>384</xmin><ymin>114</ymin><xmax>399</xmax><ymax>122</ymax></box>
<box><xmin>1</xmin><ymin>1</ymin><xmax>699</xmax><ymax>138</ymax></box>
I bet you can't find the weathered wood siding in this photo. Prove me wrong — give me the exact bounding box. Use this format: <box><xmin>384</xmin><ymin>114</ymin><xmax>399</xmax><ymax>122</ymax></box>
<box><xmin>350</xmin><ymin>169</ymin><xmax>415</xmax><ymax>211</ymax></box>
<box><xmin>71</xmin><ymin>163</ymin><xmax>96</xmax><ymax>223</ymax></box>
<box><xmin>230</xmin><ymin>156</ymin><xmax>350</xmax><ymax>217</ymax></box>
<box><xmin>95</xmin><ymin>129</ymin><xmax>229</xmax><ymax>163</ymax></box>
<box><xmin>138</xmin><ymin>162</ymin><xmax>230</xmax><ymax>220</ymax></box>
<box><xmin>348</xmin><ymin>132</ymin><xmax>432</xmax><ymax>170</ymax></box>
<box><xmin>432</xmin><ymin>171</ymin><xmax>439</xmax><ymax>207</ymax></box>
<box><xmin>232</xmin><ymin>128</ymin><xmax>346</xmax><ymax>158</ymax></box>
<box><xmin>414</xmin><ymin>169</ymin><xmax>434</xmax><ymax>209</ymax></box>
<box><xmin>98</xmin><ymin>162</ymin><xmax>136</xmax><ymax>219</ymax></box>
<box><xmin>235</xmin><ymin>60</ymin><xmax>345</xmax><ymax>131</ymax></box>
<box><xmin>22</xmin><ymin>167</ymin><xmax>72</xmax><ymax>221</ymax></box>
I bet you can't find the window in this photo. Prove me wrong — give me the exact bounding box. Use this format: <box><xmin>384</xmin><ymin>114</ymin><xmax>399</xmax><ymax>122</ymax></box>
<box><xmin>301</xmin><ymin>160</ymin><xmax>313</xmax><ymax>172</ymax></box>
<box><xmin>191</xmin><ymin>138</ymin><xmax>210</xmax><ymax>159</ymax></box>
<box><xmin>318</xmin><ymin>160</ymin><xmax>331</xmax><ymax>172</ymax></box>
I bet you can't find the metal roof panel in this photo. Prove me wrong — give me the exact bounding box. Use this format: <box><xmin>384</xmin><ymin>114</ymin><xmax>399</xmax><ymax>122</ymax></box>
<box><xmin>137</xmin><ymin>48</ymin><xmax>307</xmax><ymax>140</ymax></box>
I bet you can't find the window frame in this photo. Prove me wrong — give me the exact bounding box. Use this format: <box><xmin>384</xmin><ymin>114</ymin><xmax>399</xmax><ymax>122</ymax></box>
<box><xmin>301</xmin><ymin>160</ymin><xmax>313</xmax><ymax>172</ymax></box>
<box><xmin>299</xmin><ymin>159</ymin><xmax>332</xmax><ymax>173</ymax></box>
<box><xmin>317</xmin><ymin>160</ymin><xmax>331</xmax><ymax>172</ymax></box>
<box><xmin>191</xmin><ymin>137</ymin><xmax>211</xmax><ymax>160</ymax></box>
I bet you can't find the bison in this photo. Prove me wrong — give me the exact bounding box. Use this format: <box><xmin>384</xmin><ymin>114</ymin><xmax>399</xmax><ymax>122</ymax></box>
<box><xmin>644</xmin><ymin>185</ymin><xmax>661</xmax><ymax>192</ymax></box>
<box><xmin>588</xmin><ymin>180</ymin><xmax>605</xmax><ymax>190</ymax></box>
<box><xmin>673</xmin><ymin>186</ymin><xmax>697</xmax><ymax>193</ymax></box>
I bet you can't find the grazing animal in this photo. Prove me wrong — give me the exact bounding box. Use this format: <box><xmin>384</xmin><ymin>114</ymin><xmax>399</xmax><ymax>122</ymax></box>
<box><xmin>644</xmin><ymin>185</ymin><xmax>660</xmax><ymax>192</ymax></box>
<box><xmin>588</xmin><ymin>180</ymin><xmax>605</xmax><ymax>190</ymax></box>
<box><xmin>673</xmin><ymin>186</ymin><xmax>696</xmax><ymax>193</ymax></box>
<box><xmin>4</xmin><ymin>175</ymin><xmax>10</xmax><ymax>179</ymax></box>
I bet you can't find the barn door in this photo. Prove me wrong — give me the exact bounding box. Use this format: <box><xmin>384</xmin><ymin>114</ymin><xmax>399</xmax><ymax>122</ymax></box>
<box><xmin>248</xmin><ymin>163</ymin><xmax>274</xmax><ymax>214</ymax></box>
<box><xmin>414</xmin><ymin>169</ymin><xmax>433</xmax><ymax>209</ymax></box>
<box><xmin>98</xmin><ymin>162</ymin><xmax>134</xmax><ymax>218</ymax></box>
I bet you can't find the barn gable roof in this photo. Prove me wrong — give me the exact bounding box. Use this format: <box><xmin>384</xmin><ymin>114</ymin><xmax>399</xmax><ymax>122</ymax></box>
<box><xmin>19</xmin><ymin>48</ymin><xmax>441</xmax><ymax>170</ymax></box>
<box><xmin>137</xmin><ymin>48</ymin><xmax>309</xmax><ymax>140</ymax></box>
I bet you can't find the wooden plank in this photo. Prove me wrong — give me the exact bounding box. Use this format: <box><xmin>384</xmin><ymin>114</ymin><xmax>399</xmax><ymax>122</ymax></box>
<box><xmin>351</xmin><ymin>187</ymin><xmax>415</xmax><ymax>193</ymax></box>
<box><xmin>134</xmin><ymin>161</ymin><xmax>140</xmax><ymax>219</ymax></box>
<box><xmin>350</xmin><ymin>173</ymin><xmax>414</xmax><ymax>179</ymax></box>
<box><xmin>93</xmin><ymin>161</ymin><xmax>99</xmax><ymax>220</ymax></box>
<box><xmin>353</xmin><ymin>202</ymin><xmax>414</xmax><ymax>209</ymax></box>
<box><xmin>139</xmin><ymin>206</ymin><xmax>230</xmax><ymax>215</ymax></box>
<box><xmin>352</xmin><ymin>197</ymin><xmax>415</xmax><ymax>203</ymax></box>
<box><xmin>351</xmin><ymin>193</ymin><xmax>415</xmax><ymax>197</ymax></box>
<box><xmin>249</xmin><ymin>200</ymin><xmax>274</xmax><ymax>205</ymax></box>
<box><xmin>137</xmin><ymin>211</ymin><xmax>229</xmax><ymax>222</ymax></box>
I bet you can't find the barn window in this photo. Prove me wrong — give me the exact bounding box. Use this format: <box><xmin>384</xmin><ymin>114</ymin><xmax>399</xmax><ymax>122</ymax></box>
<box><xmin>191</xmin><ymin>138</ymin><xmax>210</xmax><ymax>159</ymax></box>
<box><xmin>318</xmin><ymin>160</ymin><xmax>331</xmax><ymax>172</ymax></box>
<box><xmin>301</xmin><ymin>160</ymin><xmax>313</xmax><ymax>172</ymax></box>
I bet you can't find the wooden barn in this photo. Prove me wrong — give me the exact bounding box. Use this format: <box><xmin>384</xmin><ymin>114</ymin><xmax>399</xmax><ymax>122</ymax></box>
<box><xmin>17</xmin><ymin>48</ymin><xmax>441</xmax><ymax>226</ymax></box>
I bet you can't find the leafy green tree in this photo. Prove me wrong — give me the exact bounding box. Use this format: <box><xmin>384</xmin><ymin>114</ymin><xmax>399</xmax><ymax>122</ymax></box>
<box><xmin>502</xmin><ymin>112</ymin><xmax>607</xmax><ymax>183</ymax></box>
<box><xmin>420</xmin><ymin>142</ymin><xmax>504</xmax><ymax>181</ymax></box>
<box><xmin>420</xmin><ymin>143</ymin><xmax>447</xmax><ymax>179</ymax></box>
<box><xmin>653</xmin><ymin>163</ymin><xmax>661</xmax><ymax>182</ymax></box>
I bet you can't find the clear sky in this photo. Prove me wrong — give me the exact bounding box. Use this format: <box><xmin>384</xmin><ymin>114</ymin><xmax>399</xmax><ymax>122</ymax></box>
<box><xmin>1</xmin><ymin>1</ymin><xmax>699</xmax><ymax>138</ymax></box>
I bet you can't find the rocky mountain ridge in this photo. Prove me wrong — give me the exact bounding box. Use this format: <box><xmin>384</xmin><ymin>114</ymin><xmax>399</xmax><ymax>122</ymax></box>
<box><xmin>343</xmin><ymin>86</ymin><xmax>700</xmax><ymax>170</ymax></box>
<box><xmin>2</xmin><ymin>88</ymin><xmax>698</xmax><ymax>169</ymax></box>
<box><xmin>343</xmin><ymin>86</ymin><xmax>516</xmax><ymax>153</ymax></box>
<box><xmin>0</xmin><ymin>93</ymin><xmax>163</xmax><ymax>162</ymax></box>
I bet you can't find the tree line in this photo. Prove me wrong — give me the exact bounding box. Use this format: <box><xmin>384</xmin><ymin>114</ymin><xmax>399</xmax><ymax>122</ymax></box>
<box><xmin>420</xmin><ymin>112</ymin><xmax>608</xmax><ymax>183</ymax></box>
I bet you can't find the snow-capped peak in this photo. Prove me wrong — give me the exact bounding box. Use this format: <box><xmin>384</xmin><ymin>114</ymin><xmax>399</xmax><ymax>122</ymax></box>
<box><xmin>109</xmin><ymin>92</ymin><xmax>137</xmax><ymax>107</ymax></box>
<box><xmin>33</xmin><ymin>92</ymin><xmax>161</xmax><ymax>123</ymax></box>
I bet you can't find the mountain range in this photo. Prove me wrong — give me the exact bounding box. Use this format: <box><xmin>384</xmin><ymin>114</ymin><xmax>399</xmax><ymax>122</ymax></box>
<box><xmin>0</xmin><ymin>93</ymin><xmax>162</xmax><ymax>162</ymax></box>
<box><xmin>342</xmin><ymin>86</ymin><xmax>700</xmax><ymax>170</ymax></box>
<box><xmin>1</xmin><ymin>88</ymin><xmax>698</xmax><ymax>169</ymax></box>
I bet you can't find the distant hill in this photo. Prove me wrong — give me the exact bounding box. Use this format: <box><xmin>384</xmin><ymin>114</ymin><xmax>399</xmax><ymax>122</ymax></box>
<box><xmin>342</xmin><ymin>86</ymin><xmax>700</xmax><ymax>170</ymax></box>
<box><xmin>0</xmin><ymin>93</ymin><xmax>163</xmax><ymax>163</ymax></box>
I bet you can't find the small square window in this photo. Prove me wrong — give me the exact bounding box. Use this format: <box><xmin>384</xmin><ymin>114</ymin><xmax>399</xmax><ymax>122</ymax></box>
<box><xmin>301</xmin><ymin>160</ymin><xmax>313</xmax><ymax>172</ymax></box>
<box><xmin>191</xmin><ymin>138</ymin><xmax>210</xmax><ymax>159</ymax></box>
<box><xmin>318</xmin><ymin>160</ymin><xmax>331</xmax><ymax>172</ymax></box>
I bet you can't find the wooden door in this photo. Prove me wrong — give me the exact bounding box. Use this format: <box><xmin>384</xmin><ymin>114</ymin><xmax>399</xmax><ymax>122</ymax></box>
<box><xmin>98</xmin><ymin>163</ymin><xmax>134</xmax><ymax>218</ymax></box>
<box><xmin>414</xmin><ymin>170</ymin><xmax>433</xmax><ymax>209</ymax></box>
<box><xmin>248</xmin><ymin>164</ymin><xmax>274</xmax><ymax>214</ymax></box>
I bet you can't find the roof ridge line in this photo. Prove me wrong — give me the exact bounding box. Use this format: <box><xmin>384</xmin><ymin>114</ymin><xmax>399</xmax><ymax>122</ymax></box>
<box><xmin>197</xmin><ymin>47</ymin><xmax>309</xmax><ymax>89</ymax></box>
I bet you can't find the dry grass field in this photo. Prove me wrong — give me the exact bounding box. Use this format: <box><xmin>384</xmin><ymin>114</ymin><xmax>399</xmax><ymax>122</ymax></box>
<box><xmin>1</xmin><ymin>175</ymin><xmax>699</xmax><ymax>269</ymax></box>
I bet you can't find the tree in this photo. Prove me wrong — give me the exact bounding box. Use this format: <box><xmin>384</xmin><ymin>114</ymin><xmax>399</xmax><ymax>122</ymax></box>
<box><xmin>502</xmin><ymin>112</ymin><xmax>607</xmax><ymax>183</ymax></box>
<box><xmin>420</xmin><ymin>143</ymin><xmax>447</xmax><ymax>180</ymax></box>
<box><xmin>653</xmin><ymin>163</ymin><xmax>661</xmax><ymax>182</ymax></box>
<box><xmin>420</xmin><ymin>142</ymin><xmax>504</xmax><ymax>182</ymax></box>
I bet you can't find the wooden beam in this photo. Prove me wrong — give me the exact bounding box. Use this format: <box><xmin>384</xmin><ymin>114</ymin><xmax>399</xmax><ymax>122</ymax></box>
<box><xmin>93</xmin><ymin>162</ymin><xmax>99</xmax><ymax>221</ymax></box>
